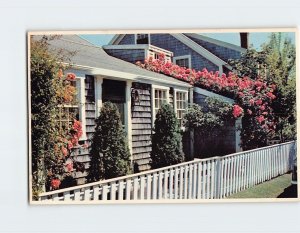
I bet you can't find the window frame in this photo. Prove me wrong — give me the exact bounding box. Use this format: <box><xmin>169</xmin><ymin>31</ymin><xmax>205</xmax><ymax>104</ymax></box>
<box><xmin>173</xmin><ymin>55</ymin><xmax>192</xmax><ymax>68</ymax></box>
<box><xmin>174</xmin><ymin>89</ymin><xmax>189</xmax><ymax>128</ymax></box>
<box><xmin>135</xmin><ymin>33</ymin><xmax>150</xmax><ymax>44</ymax></box>
<box><xmin>151</xmin><ymin>85</ymin><xmax>170</xmax><ymax>125</ymax></box>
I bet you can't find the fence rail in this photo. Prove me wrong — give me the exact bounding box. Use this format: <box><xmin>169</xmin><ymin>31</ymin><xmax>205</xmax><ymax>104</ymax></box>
<box><xmin>38</xmin><ymin>141</ymin><xmax>296</xmax><ymax>202</ymax></box>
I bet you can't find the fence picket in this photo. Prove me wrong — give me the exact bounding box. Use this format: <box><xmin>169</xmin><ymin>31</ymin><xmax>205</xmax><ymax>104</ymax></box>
<box><xmin>197</xmin><ymin>162</ymin><xmax>202</xmax><ymax>199</ymax></box>
<box><xmin>38</xmin><ymin>142</ymin><xmax>296</xmax><ymax>202</ymax></box>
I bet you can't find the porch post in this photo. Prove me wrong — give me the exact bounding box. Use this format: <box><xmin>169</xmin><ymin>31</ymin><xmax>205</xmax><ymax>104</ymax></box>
<box><xmin>189</xmin><ymin>88</ymin><xmax>194</xmax><ymax>159</ymax></box>
<box><xmin>125</xmin><ymin>80</ymin><xmax>133</xmax><ymax>162</ymax></box>
<box><xmin>95</xmin><ymin>76</ymin><xmax>103</xmax><ymax>117</ymax></box>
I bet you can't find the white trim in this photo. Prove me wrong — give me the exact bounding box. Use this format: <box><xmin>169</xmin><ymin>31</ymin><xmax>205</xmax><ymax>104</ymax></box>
<box><xmin>134</xmin><ymin>33</ymin><xmax>151</xmax><ymax>45</ymax></box>
<box><xmin>235</xmin><ymin>118</ymin><xmax>242</xmax><ymax>152</ymax></box>
<box><xmin>125</xmin><ymin>80</ymin><xmax>133</xmax><ymax>162</ymax></box>
<box><xmin>174</xmin><ymin>88</ymin><xmax>189</xmax><ymax>130</ymax></box>
<box><xmin>109</xmin><ymin>34</ymin><xmax>125</xmax><ymax>45</ymax></box>
<box><xmin>151</xmin><ymin>84</ymin><xmax>170</xmax><ymax>126</ymax></box>
<box><xmin>185</xmin><ymin>33</ymin><xmax>247</xmax><ymax>53</ymax></box>
<box><xmin>94</xmin><ymin>76</ymin><xmax>103</xmax><ymax>118</ymax></box>
<box><xmin>193</xmin><ymin>87</ymin><xmax>234</xmax><ymax>104</ymax></box>
<box><xmin>170</xmin><ymin>34</ymin><xmax>228</xmax><ymax>67</ymax></box>
<box><xmin>76</xmin><ymin>76</ymin><xmax>87</xmax><ymax>141</ymax></box>
<box><xmin>104</xmin><ymin>44</ymin><xmax>150</xmax><ymax>50</ymax></box>
<box><xmin>218</xmin><ymin>65</ymin><xmax>224</xmax><ymax>74</ymax></box>
<box><xmin>173</xmin><ymin>55</ymin><xmax>192</xmax><ymax>68</ymax></box>
<box><xmin>63</xmin><ymin>63</ymin><xmax>192</xmax><ymax>88</ymax></box>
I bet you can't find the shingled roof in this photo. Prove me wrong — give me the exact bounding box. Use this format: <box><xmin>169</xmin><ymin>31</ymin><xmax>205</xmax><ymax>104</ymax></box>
<box><xmin>31</xmin><ymin>35</ymin><xmax>191</xmax><ymax>87</ymax></box>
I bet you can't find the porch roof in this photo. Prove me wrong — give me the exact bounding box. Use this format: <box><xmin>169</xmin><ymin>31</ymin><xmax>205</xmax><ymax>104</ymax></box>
<box><xmin>33</xmin><ymin>35</ymin><xmax>191</xmax><ymax>88</ymax></box>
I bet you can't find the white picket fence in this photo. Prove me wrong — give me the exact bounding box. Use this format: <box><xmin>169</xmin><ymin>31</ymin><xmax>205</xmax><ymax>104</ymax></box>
<box><xmin>38</xmin><ymin>141</ymin><xmax>296</xmax><ymax>202</ymax></box>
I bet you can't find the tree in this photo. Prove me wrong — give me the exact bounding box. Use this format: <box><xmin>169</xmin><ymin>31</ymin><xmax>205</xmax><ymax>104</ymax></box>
<box><xmin>262</xmin><ymin>33</ymin><xmax>296</xmax><ymax>142</ymax></box>
<box><xmin>31</xmin><ymin>36</ymin><xmax>58</xmax><ymax>197</ymax></box>
<box><xmin>31</xmin><ymin>36</ymin><xmax>85</xmax><ymax>199</ymax></box>
<box><xmin>87</xmin><ymin>102</ymin><xmax>132</xmax><ymax>182</ymax></box>
<box><xmin>229</xmin><ymin>32</ymin><xmax>296</xmax><ymax>143</ymax></box>
<box><xmin>151</xmin><ymin>104</ymin><xmax>184</xmax><ymax>169</ymax></box>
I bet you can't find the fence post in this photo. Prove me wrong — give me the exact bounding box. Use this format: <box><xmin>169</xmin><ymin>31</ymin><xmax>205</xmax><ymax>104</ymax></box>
<box><xmin>214</xmin><ymin>157</ymin><xmax>221</xmax><ymax>199</ymax></box>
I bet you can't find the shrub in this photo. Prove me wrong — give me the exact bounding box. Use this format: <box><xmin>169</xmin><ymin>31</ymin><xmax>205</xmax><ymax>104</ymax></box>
<box><xmin>87</xmin><ymin>102</ymin><xmax>132</xmax><ymax>182</ymax></box>
<box><xmin>151</xmin><ymin>104</ymin><xmax>184</xmax><ymax>169</ymax></box>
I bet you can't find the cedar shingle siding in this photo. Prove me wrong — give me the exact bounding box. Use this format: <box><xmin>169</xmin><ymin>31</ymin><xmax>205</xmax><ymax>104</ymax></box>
<box><xmin>150</xmin><ymin>34</ymin><xmax>219</xmax><ymax>72</ymax></box>
<box><xmin>185</xmin><ymin>35</ymin><xmax>242</xmax><ymax>62</ymax></box>
<box><xmin>118</xmin><ymin>34</ymin><xmax>135</xmax><ymax>44</ymax></box>
<box><xmin>131</xmin><ymin>82</ymin><xmax>152</xmax><ymax>172</ymax></box>
<box><xmin>104</xmin><ymin>49</ymin><xmax>145</xmax><ymax>64</ymax></box>
<box><xmin>73</xmin><ymin>75</ymin><xmax>96</xmax><ymax>185</ymax></box>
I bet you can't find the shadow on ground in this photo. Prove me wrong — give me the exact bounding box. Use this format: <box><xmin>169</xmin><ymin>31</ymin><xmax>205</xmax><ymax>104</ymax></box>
<box><xmin>277</xmin><ymin>184</ymin><xmax>298</xmax><ymax>198</ymax></box>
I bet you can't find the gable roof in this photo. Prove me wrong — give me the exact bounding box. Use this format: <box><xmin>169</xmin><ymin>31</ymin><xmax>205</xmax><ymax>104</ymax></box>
<box><xmin>31</xmin><ymin>35</ymin><xmax>191</xmax><ymax>88</ymax></box>
<box><xmin>109</xmin><ymin>33</ymin><xmax>236</xmax><ymax>69</ymax></box>
<box><xmin>184</xmin><ymin>33</ymin><xmax>246</xmax><ymax>53</ymax></box>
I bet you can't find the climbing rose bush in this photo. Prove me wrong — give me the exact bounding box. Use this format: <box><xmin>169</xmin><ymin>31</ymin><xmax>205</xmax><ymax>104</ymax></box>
<box><xmin>136</xmin><ymin>54</ymin><xmax>277</xmax><ymax>149</ymax></box>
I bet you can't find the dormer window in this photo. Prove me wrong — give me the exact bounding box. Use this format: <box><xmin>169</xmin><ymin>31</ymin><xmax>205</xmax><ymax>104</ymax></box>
<box><xmin>136</xmin><ymin>34</ymin><xmax>150</xmax><ymax>44</ymax></box>
<box><xmin>173</xmin><ymin>55</ymin><xmax>192</xmax><ymax>68</ymax></box>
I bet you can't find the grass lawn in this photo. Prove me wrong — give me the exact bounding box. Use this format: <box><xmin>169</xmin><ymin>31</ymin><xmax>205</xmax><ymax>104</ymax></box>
<box><xmin>227</xmin><ymin>173</ymin><xmax>298</xmax><ymax>199</ymax></box>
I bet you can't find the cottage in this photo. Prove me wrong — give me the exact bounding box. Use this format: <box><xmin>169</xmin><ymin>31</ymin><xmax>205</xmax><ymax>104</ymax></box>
<box><xmin>105</xmin><ymin>33</ymin><xmax>244</xmax><ymax>159</ymax></box>
<box><xmin>32</xmin><ymin>34</ymin><xmax>243</xmax><ymax>185</ymax></box>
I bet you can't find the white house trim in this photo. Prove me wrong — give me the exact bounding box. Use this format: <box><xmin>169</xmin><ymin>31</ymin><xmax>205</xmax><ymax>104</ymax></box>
<box><xmin>185</xmin><ymin>33</ymin><xmax>247</xmax><ymax>53</ymax></box>
<box><xmin>63</xmin><ymin>63</ymin><xmax>192</xmax><ymax>88</ymax></box>
<box><xmin>76</xmin><ymin>76</ymin><xmax>87</xmax><ymax>141</ymax></box>
<box><xmin>173</xmin><ymin>55</ymin><xmax>192</xmax><ymax>68</ymax></box>
<box><xmin>109</xmin><ymin>34</ymin><xmax>126</xmax><ymax>45</ymax></box>
<box><xmin>104</xmin><ymin>44</ymin><xmax>150</xmax><ymax>50</ymax></box>
<box><xmin>170</xmin><ymin>34</ymin><xmax>228</xmax><ymax>67</ymax></box>
<box><xmin>94</xmin><ymin>76</ymin><xmax>103</xmax><ymax>117</ymax></box>
<box><xmin>194</xmin><ymin>87</ymin><xmax>234</xmax><ymax>104</ymax></box>
<box><xmin>125</xmin><ymin>80</ymin><xmax>133</xmax><ymax>160</ymax></box>
<box><xmin>151</xmin><ymin>84</ymin><xmax>170</xmax><ymax>126</ymax></box>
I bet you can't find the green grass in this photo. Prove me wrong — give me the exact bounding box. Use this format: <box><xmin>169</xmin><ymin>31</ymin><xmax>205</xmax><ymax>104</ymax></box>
<box><xmin>227</xmin><ymin>173</ymin><xmax>297</xmax><ymax>199</ymax></box>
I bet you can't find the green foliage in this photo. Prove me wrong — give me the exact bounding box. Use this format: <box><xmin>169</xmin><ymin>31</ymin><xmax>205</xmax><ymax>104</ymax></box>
<box><xmin>229</xmin><ymin>32</ymin><xmax>296</xmax><ymax>147</ymax></box>
<box><xmin>183</xmin><ymin>97</ymin><xmax>234</xmax><ymax>157</ymax></box>
<box><xmin>31</xmin><ymin>36</ymin><xmax>60</xmax><ymax>198</ymax></box>
<box><xmin>87</xmin><ymin>102</ymin><xmax>132</xmax><ymax>182</ymax></box>
<box><xmin>184</xmin><ymin>97</ymin><xmax>233</xmax><ymax>132</ymax></box>
<box><xmin>263</xmin><ymin>33</ymin><xmax>296</xmax><ymax>142</ymax></box>
<box><xmin>151</xmin><ymin>104</ymin><xmax>184</xmax><ymax>169</ymax></box>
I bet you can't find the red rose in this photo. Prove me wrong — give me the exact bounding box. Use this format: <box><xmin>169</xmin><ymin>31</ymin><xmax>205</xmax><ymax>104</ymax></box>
<box><xmin>61</xmin><ymin>147</ymin><xmax>68</xmax><ymax>157</ymax></box>
<box><xmin>66</xmin><ymin>73</ymin><xmax>76</xmax><ymax>81</ymax></box>
<box><xmin>233</xmin><ymin>105</ymin><xmax>243</xmax><ymax>118</ymax></box>
<box><xmin>51</xmin><ymin>179</ymin><xmax>61</xmax><ymax>189</ymax></box>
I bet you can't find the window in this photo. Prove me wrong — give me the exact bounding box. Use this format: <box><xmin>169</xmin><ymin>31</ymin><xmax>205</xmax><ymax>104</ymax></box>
<box><xmin>173</xmin><ymin>55</ymin><xmax>191</xmax><ymax>68</ymax></box>
<box><xmin>57</xmin><ymin>80</ymin><xmax>79</xmax><ymax>135</ymax></box>
<box><xmin>136</xmin><ymin>34</ymin><xmax>149</xmax><ymax>44</ymax></box>
<box><xmin>154</xmin><ymin>89</ymin><xmax>168</xmax><ymax>116</ymax></box>
<box><xmin>175</xmin><ymin>91</ymin><xmax>188</xmax><ymax>127</ymax></box>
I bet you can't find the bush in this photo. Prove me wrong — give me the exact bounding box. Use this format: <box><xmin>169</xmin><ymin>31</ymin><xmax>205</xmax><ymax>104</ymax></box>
<box><xmin>151</xmin><ymin>104</ymin><xmax>184</xmax><ymax>169</ymax></box>
<box><xmin>87</xmin><ymin>102</ymin><xmax>132</xmax><ymax>182</ymax></box>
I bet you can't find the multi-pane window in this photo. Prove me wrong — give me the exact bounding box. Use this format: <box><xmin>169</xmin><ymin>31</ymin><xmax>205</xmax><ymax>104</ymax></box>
<box><xmin>174</xmin><ymin>55</ymin><xmax>191</xmax><ymax>68</ymax></box>
<box><xmin>154</xmin><ymin>89</ymin><xmax>168</xmax><ymax>116</ymax></box>
<box><xmin>175</xmin><ymin>58</ymin><xmax>190</xmax><ymax>68</ymax></box>
<box><xmin>136</xmin><ymin>34</ymin><xmax>149</xmax><ymax>44</ymax></box>
<box><xmin>57</xmin><ymin>80</ymin><xmax>79</xmax><ymax>134</ymax></box>
<box><xmin>176</xmin><ymin>91</ymin><xmax>188</xmax><ymax>126</ymax></box>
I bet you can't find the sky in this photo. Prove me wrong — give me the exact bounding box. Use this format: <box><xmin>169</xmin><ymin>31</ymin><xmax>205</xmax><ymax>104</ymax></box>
<box><xmin>80</xmin><ymin>32</ymin><xmax>295</xmax><ymax>50</ymax></box>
